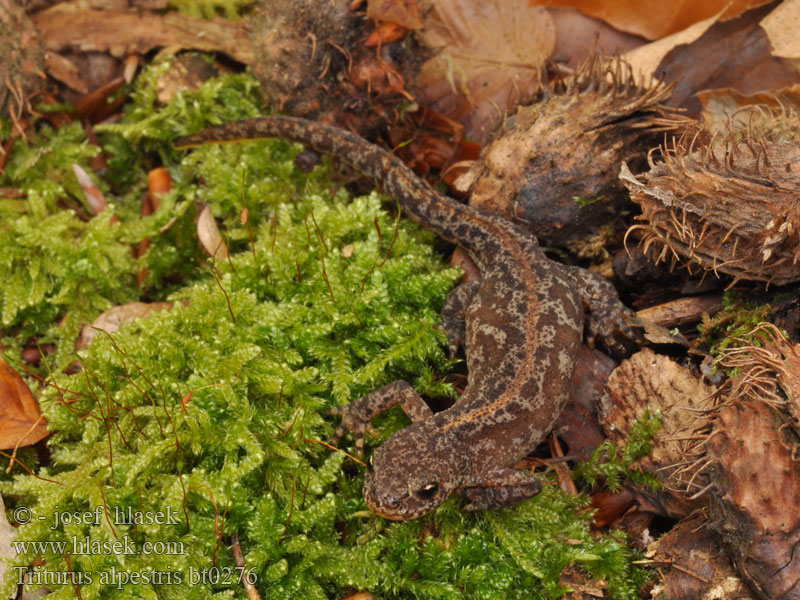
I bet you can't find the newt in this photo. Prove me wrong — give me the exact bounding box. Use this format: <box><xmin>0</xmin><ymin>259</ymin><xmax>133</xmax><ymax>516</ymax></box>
<box><xmin>176</xmin><ymin>117</ymin><xmax>642</xmax><ymax>520</ymax></box>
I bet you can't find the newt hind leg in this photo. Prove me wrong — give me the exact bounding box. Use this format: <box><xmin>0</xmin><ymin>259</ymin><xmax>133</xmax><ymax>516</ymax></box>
<box><xmin>564</xmin><ymin>265</ymin><xmax>644</xmax><ymax>356</ymax></box>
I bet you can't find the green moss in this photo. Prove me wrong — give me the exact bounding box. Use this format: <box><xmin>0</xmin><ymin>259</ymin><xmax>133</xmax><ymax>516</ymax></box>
<box><xmin>1</xmin><ymin>60</ymin><xmax>650</xmax><ymax>599</ymax></box>
<box><xmin>166</xmin><ymin>0</ymin><xmax>249</xmax><ymax>20</ymax></box>
<box><xmin>696</xmin><ymin>290</ymin><xmax>773</xmax><ymax>365</ymax></box>
<box><xmin>573</xmin><ymin>410</ymin><xmax>662</xmax><ymax>492</ymax></box>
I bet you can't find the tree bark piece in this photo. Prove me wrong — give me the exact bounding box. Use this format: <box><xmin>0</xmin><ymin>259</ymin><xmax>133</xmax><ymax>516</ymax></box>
<box><xmin>0</xmin><ymin>0</ymin><xmax>46</xmax><ymax>123</ymax></box>
<box><xmin>32</xmin><ymin>6</ymin><xmax>252</xmax><ymax>63</ymax></box>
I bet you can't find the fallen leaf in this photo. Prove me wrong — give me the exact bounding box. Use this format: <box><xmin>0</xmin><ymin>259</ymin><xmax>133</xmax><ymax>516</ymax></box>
<box><xmin>43</xmin><ymin>52</ymin><xmax>88</xmax><ymax>94</ymax></box>
<box><xmin>366</xmin><ymin>0</ymin><xmax>422</xmax><ymax>29</ymax></box>
<box><xmin>623</xmin><ymin>11</ymin><xmax>721</xmax><ymax>80</ymax></box>
<box><xmin>418</xmin><ymin>0</ymin><xmax>555</xmax><ymax>142</ymax></box>
<box><xmin>72</xmin><ymin>163</ymin><xmax>108</xmax><ymax>215</ymax></box>
<box><xmin>137</xmin><ymin>167</ymin><xmax>172</xmax><ymax>282</ymax></box>
<box><xmin>553</xmin><ymin>346</ymin><xmax>615</xmax><ymax>461</ymax></box>
<box><xmin>147</xmin><ymin>167</ymin><xmax>171</xmax><ymax>208</ymax></box>
<box><xmin>697</xmin><ymin>84</ymin><xmax>800</xmax><ymax>133</ymax></box>
<box><xmin>530</xmin><ymin>0</ymin><xmax>773</xmax><ymax>40</ymax></box>
<box><xmin>549</xmin><ymin>6</ymin><xmax>646</xmax><ymax>68</ymax></box>
<box><xmin>649</xmin><ymin>2</ymin><xmax>799</xmax><ymax>116</ymax></box>
<box><xmin>75</xmin><ymin>302</ymin><xmax>172</xmax><ymax>349</ymax></box>
<box><xmin>0</xmin><ymin>359</ymin><xmax>48</xmax><ymax>450</ymax></box>
<box><xmin>72</xmin><ymin>75</ymin><xmax>126</xmax><ymax>122</ymax></box>
<box><xmin>197</xmin><ymin>204</ymin><xmax>230</xmax><ymax>260</ymax></box>
<box><xmin>706</xmin><ymin>400</ymin><xmax>800</xmax><ymax>598</ymax></box>
<box><xmin>123</xmin><ymin>52</ymin><xmax>139</xmax><ymax>83</ymax></box>
<box><xmin>759</xmin><ymin>0</ymin><xmax>800</xmax><ymax>59</ymax></box>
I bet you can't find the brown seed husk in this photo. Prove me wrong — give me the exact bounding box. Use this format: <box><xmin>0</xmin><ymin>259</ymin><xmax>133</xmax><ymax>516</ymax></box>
<box><xmin>704</xmin><ymin>399</ymin><xmax>800</xmax><ymax>600</ymax></box>
<box><xmin>622</xmin><ymin>105</ymin><xmax>800</xmax><ymax>285</ymax></box>
<box><xmin>455</xmin><ymin>54</ymin><xmax>691</xmax><ymax>244</ymax></box>
<box><xmin>599</xmin><ymin>349</ymin><xmax>718</xmax><ymax>518</ymax></box>
<box><xmin>715</xmin><ymin>322</ymin><xmax>800</xmax><ymax>428</ymax></box>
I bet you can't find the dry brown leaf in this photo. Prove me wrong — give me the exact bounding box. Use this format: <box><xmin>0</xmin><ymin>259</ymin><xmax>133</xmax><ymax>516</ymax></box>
<box><xmin>418</xmin><ymin>0</ymin><xmax>555</xmax><ymax>143</ymax></box>
<box><xmin>553</xmin><ymin>346</ymin><xmax>615</xmax><ymax>461</ymax></box>
<box><xmin>0</xmin><ymin>358</ymin><xmax>48</xmax><ymax>450</ymax></box>
<box><xmin>366</xmin><ymin>0</ymin><xmax>422</xmax><ymax>29</ymax></box>
<box><xmin>706</xmin><ymin>400</ymin><xmax>800</xmax><ymax>599</ymax></box>
<box><xmin>548</xmin><ymin>6</ymin><xmax>646</xmax><ymax>68</ymax></box>
<box><xmin>529</xmin><ymin>0</ymin><xmax>773</xmax><ymax>41</ymax></box>
<box><xmin>43</xmin><ymin>52</ymin><xmax>88</xmax><ymax>94</ymax></box>
<box><xmin>32</xmin><ymin>6</ymin><xmax>252</xmax><ymax>64</ymax></box>
<box><xmin>760</xmin><ymin>0</ymin><xmax>800</xmax><ymax>59</ymax></box>
<box><xmin>197</xmin><ymin>204</ymin><xmax>230</xmax><ymax>260</ymax></box>
<box><xmin>648</xmin><ymin>2</ymin><xmax>799</xmax><ymax>116</ymax></box>
<box><xmin>76</xmin><ymin>302</ymin><xmax>172</xmax><ymax>349</ymax></box>
<box><xmin>72</xmin><ymin>163</ymin><xmax>108</xmax><ymax>215</ymax></box>
<box><xmin>697</xmin><ymin>84</ymin><xmax>800</xmax><ymax>132</ymax></box>
<box><xmin>623</xmin><ymin>11</ymin><xmax>721</xmax><ymax>81</ymax></box>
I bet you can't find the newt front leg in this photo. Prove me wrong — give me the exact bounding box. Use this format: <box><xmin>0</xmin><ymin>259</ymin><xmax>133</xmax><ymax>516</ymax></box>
<box><xmin>329</xmin><ymin>381</ymin><xmax>433</xmax><ymax>455</ymax></box>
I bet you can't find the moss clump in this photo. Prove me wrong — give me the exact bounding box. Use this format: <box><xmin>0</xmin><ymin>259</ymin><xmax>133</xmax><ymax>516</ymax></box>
<box><xmin>2</xmin><ymin>60</ymin><xmax>649</xmax><ymax>599</ymax></box>
<box><xmin>573</xmin><ymin>410</ymin><xmax>662</xmax><ymax>492</ymax></box>
<box><xmin>696</xmin><ymin>291</ymin><xmax>773</xmax><ymax>363</ymax></box>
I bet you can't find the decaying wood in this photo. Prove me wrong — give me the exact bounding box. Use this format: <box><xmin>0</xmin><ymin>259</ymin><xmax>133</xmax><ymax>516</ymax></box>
<box><xmin>647</xmin><ymin>515</ymin><xmax>753</xmax><ymax>600</ymax></box>
<box><xmin>32</xmin><ymin>6</ymin><xmax>253</xmax><ymax>63</ymax></box>
<box><xmin>636</xmin><ymin>294</ymin><xmax>723</xmax><ymax>328</ymax></box>
<box><xmin>554</xmin><ymin>346</ymin><xmax>616</xmax><ymax>461</ymax></box>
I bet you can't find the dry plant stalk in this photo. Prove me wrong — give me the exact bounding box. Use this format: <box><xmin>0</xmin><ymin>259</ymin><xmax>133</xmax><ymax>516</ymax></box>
<box><xmin>622</xmin><ymin>104</ymin><xmax>800</xmax><ymax>285</ymax></box>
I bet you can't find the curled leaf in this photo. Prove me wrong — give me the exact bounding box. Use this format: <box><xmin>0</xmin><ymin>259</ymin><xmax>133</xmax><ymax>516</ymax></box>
<box><xmin>419</xmin><ymin>0</ymin><xmax>555</xmax><ymax>142</ymax></box>
<box><xmin>197</xmin><ymin>204</ymin><xmax>230</xmax><ymax>260</ymax></box>
<box><xmin>0</xmin><ymin>359</ymin><xmax>48</xmax><ymax>450</ymax></box>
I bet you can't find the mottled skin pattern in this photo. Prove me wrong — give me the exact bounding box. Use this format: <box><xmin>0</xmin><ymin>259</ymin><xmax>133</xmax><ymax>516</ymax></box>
<box><xmin>176</xmin><ymin>117</ymin><xmax>641</xmax><ymax>520</ymax></box>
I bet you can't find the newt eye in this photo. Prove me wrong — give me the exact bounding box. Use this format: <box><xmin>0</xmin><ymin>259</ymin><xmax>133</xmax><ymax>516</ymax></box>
<box><xmin>417</xmin><ymin>482</ymin><xmax>439</xmax><ymax>499</ymax></box>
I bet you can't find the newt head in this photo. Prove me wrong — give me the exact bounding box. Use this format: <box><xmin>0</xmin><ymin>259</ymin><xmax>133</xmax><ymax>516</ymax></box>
<box><xmin>363</xmin><ymin>423</ymin><xmax>470</xmax><ymax>520</ymax></box>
